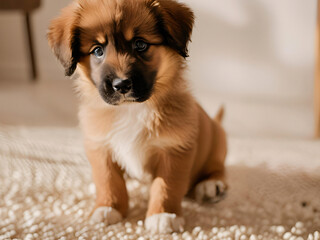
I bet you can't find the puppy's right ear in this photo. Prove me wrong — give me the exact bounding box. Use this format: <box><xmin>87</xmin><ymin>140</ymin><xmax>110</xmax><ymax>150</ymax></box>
<box><xmin>48</xmin><ymin>3</ymin><xmax>81</xmax><ymax>76</ymax></box>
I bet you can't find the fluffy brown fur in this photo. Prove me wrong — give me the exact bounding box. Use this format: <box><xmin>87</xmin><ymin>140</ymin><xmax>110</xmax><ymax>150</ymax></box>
<box><xmin>48</xmin><ymin>0</ymin><xmax>227</xmax><ymax>234</ymax></box>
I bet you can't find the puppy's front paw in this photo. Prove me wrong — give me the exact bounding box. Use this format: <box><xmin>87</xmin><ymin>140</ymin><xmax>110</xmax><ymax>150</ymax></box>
<box><xmin>90</xmin><ymin>207</ymin><xmax>122</xmax><ymax>225</ymax></box>
<box><xmin>145</xmin><ymin>213</ymin><xmax>185</xmax><ymax>234</ymax></box>
<box><xmin>195</xmin><ymin>180</ymin><xmax>227</xmax><ymax>203</ymax></box>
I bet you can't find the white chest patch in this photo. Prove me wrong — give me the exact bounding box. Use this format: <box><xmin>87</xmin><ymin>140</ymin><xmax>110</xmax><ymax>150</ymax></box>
<box><xmin>104</xmin><ymin>104</ymin><xmax>156</xmax><ymax>180</ymax></box>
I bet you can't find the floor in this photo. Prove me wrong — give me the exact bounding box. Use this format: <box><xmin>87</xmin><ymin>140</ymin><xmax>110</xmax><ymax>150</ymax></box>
<box><xmin>0</xmin><ymin>71</ymin><xmax>315</xmax><ymax>139</ymax></box>
<box><xmin>0</xmin><ymin>73</ymin><xmax>78</xmax><ymax>127</ymax></box>
<box><xmin>1</xmin><ymin>125</ymin><xmax>319</xmax><ymax>239</ymax></box>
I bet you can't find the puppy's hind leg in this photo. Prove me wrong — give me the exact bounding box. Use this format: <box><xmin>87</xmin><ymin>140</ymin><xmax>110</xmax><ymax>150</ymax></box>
<box><xmin>195</xmin><ymin>119</ymin><xmax>228</xmax><ymax>204</ymax></box>
<box><xmin>194</xmin><ymin>171</ymin><xmax>228</xmax><ymax>203</ymax></box>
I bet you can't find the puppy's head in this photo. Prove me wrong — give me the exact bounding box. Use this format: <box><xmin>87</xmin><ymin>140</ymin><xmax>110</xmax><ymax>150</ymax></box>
<box><xmin>48</xmin><ymin>0</ymin><xmax>194</xmax><ymax>105</ymax></box>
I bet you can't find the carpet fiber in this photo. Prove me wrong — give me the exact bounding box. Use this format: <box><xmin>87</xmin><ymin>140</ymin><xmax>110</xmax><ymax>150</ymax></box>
<box><xmin>0</xmin><ymin>125</ymin><xmax>320</xmax><ymax>240</ymax></box>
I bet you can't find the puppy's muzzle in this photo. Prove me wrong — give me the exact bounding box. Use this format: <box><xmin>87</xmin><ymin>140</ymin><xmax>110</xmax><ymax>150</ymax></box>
<box><xmin>112</xmin><ymin>78</ymin><xmax>132</xmax><ymax>95</ymax></box>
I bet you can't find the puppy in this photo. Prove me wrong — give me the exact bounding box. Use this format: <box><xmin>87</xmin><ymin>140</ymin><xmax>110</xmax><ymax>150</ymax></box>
<box><xmin>48</xmin><ymin>0</ymin><xmax>227</xmax><ymax>234</ymax></box>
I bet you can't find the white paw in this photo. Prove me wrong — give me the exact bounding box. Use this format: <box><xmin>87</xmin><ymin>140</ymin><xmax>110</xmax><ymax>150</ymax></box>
<box><xmin>90</xmin><ymin>207</ymin><xmax>122</xmax><ymax>225</ymax></box>
<box><xmin>195</xmin><ymin>180</ymin><xmax>227</xmax><ymax>203</ymax></box>
<box><xmin>145</xmin><ymin>213</ymin><xmax>185</xmax><ymax>234</ymax></box>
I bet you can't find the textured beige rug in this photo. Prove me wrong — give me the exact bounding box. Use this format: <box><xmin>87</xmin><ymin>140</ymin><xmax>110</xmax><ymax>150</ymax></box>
<box><xmin>0</xmin><ymin>125</ymin><xmax>320</xmax><ymax>240</ymax></box>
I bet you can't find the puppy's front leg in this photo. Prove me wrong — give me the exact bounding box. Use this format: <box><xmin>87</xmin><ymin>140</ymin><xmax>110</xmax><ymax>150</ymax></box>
<box><xmin>145</xmin><ymin>151</ymin><xmax>193</xmax><ymax>234</ymax></box>
<box><xmin>85</xmin><ymin>142</ymin><xmax>128</xmax><ymax>225</ymax></box>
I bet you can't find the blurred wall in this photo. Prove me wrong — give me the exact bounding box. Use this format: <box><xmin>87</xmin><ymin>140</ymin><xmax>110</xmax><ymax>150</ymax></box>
<box><xmin>0</xmin><ymin>0</ymin><xmax>317</xmax><ymax>102</ymax></box>
<box><xmin>185</xmin><ymin>0</ymin><xmax>317</xmax><ymax>103</ymax></box>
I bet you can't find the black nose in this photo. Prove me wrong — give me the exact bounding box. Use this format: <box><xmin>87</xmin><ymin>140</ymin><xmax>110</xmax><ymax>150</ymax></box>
<box><xmin>112</xmin><ymin>78</ymin><xmax>132</xmax><ymax>94</ymax></box>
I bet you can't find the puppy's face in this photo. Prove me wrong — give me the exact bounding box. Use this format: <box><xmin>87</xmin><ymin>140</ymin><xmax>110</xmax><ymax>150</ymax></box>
<box><xmin>48</xmin><ymin>0</ymin><xmax>194</xmax><ymax>105</ymax></box>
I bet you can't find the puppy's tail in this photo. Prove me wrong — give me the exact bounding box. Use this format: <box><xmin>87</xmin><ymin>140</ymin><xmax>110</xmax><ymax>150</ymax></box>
<box><xmin>214</xmin><ymin>106</ymin><xmax>225</xmax><ymax>123</ymax></box>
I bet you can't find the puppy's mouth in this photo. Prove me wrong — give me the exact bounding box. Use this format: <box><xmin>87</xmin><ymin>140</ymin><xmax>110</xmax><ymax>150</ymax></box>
<box><xmin>98</xmin><ymin>87</ymin><xmax>151</xmax><ymax>106</ymax></box>
<box><xmin>122</xmin><ymin>92</ymin><xmax>140</xmax><ymax>103</ymax></box>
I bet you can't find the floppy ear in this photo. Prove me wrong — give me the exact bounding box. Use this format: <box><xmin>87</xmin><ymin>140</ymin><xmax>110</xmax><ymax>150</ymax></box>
<box><xmin>152</xmin><ymin>0</ymin><xmax>194</xmax><ymax>58</ymax></box>
<box><xmin>47</xmin><ymin>3</ymin><xmax>81</xmax><ymax>76</ymax></box>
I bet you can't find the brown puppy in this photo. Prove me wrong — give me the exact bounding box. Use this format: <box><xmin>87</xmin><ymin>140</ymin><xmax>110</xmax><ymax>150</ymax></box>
<box><xmin>48</xmin><ymin>0</ymin><xmax>227</xmax><ymax>234</ymax></box>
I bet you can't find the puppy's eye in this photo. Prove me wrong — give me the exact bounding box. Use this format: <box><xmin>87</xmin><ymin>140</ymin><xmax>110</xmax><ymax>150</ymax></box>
<box><xmin>134</xmin><ymin>40</ymin><xmax>149</xmax><ymax>52</ymax></box>
<box><xmin>92</xmin><ymin>46</ymin><xmax>104</xmax><ymax>58</ymax></box>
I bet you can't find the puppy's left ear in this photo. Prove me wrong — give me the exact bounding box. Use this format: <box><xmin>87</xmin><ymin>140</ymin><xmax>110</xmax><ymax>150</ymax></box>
<box><xmin>47</xmin><ymin>3</ymin><xmax>81</xmax><ymax>76</ymax></box>
<box><xmin>152</xmin><ymin>0</ymin><xmax>194</xmax><ymax>58</ymax></box>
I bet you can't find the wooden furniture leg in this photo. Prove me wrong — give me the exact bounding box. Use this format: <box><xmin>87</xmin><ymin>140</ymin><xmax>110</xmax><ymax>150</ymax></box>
<box><xmin>25</xmin><ymin>12</ymin><xmax>37</xmax><ymax>81</ymax></box>
<box><xmin>315</xmin><ymin>0</ymin><xmax>320</xmax><ymax>138</ymax></box>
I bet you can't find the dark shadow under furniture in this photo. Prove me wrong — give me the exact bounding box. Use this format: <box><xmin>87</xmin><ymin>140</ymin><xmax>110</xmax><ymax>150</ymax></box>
<box><xmin>0</xmin><ymin>0</ymin><xmax>41</xmax><ymax>81</ymax></box>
